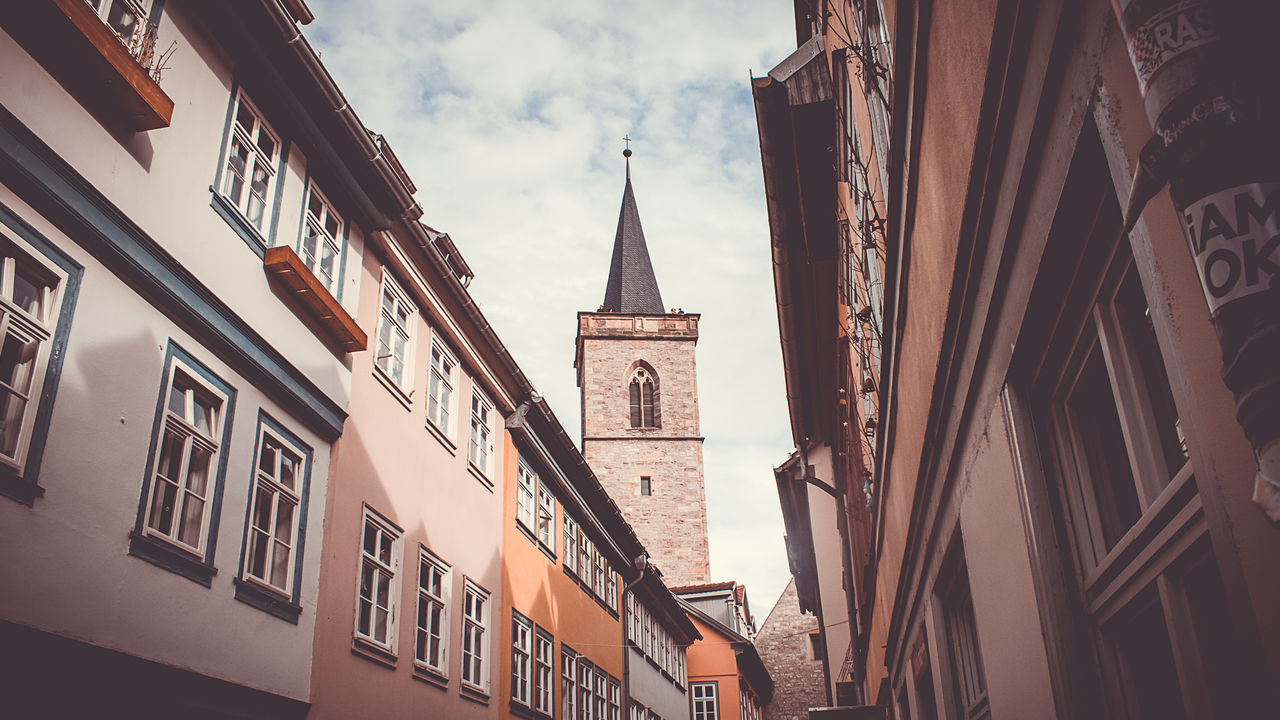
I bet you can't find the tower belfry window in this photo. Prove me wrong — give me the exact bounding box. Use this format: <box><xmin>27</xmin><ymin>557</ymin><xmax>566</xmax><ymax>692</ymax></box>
<box><xmin>629</xmin><ymin>367</ymin><xmax>656</xmax><ymax>428</ymax></box>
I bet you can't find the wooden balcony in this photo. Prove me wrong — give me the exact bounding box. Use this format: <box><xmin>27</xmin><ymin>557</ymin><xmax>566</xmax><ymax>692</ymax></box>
<box><xmin>2</xmin><ymin>0</ymin><xmax>174</xmax><ymax>131</ymax></box>
<box><xmin>264</xmin><ymin>245</ymin><xmax>367</xmax><ymax>352</ymax></box>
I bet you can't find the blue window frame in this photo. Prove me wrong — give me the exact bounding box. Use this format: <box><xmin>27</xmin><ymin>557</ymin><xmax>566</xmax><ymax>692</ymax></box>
<box><xmin>0</xmin><ymin>201</ymin><xmax>83</xmax><ymax>506</ymax></box>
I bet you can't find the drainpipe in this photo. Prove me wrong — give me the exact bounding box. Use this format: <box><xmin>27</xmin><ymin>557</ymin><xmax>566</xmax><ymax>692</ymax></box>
<box><xmin>1111</xmin><ymin>0</ymin><xmax>1280</xmax><ymax>522</ymax></box>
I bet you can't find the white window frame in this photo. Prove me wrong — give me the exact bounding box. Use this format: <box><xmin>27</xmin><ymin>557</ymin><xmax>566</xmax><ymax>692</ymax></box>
<box><xmin>562</xmin><ymin>646</ymin><xmax>578</xmax><ymax>720</ymax></box>
<box><xmin>579</xmin><ymin>659</ymin><xmax>595</xmax><ymax>720</ymax></box>
<box><xmin>0</xmin><ymin>246</ymin><xmax>62</xmax><ymax>474</ymax></box>
<box><xmin>219</xmin><ymin>92</ymin><xmax>280</xmax><ymax>234</ymax></box>
<box><xmin>594</xmin><ymin>668</ymin><xmax>608</xmax><ymax>720</ymax></box>
<box><xmin>607</xmin><ymin>678</ymin><xmax>620</xmax><ymax>720</ymax></box>
<box><xmin>415</xmin><ymin>547</ymin><xmax>450</xmax><ymax>675</ymax></box>
<box><xmin>516</xmin><ymin>459</ymin><xmax>536</xmax><ymax>531</ymax></box>
<box><xmin>355</xmin><ymin>507</ymin><xmax>401</xmax><ymax>651</ymax></box>
<box><xmin>375</xmin><ymin>271</ymin><xmax>415</xmax><ymax>393</ymax></box>
<box><xmin>143</xmin><ymin>358</ymin><xmax>227</xmax><ymax>555</ymax></box>
<box><xmin>606</xmin><ymin>568</ymin><xmax>618</xmax><ymax>612</ymax></box>
<box><xmin>563</xmin><ymin>515</ymin><xmax>579</xmax><ymax>575</ymax></box>
<box><xmin>536</xmin><ymin>480</ymin><xmax>556</xmax><ymax>551</ymax></box>
<box><xmin>535</xmin><ymin>629</ymin><xmax>554</xmax><ymax>715</ymax></box>
<box><xmin>469</xmin><ymin>387</ymin><xmax>493</xmax><ymax>477</ymax></box>
<box><xmin>426</xmin><ymin>339</ymin><xmax>456</xmax><ymax>437</ymax></box>
<box><xmin>692</xmin><ymin>682</ymin><xmax>719</xmax><ymax>720</ymax></box>
<box><xmin>593</xmin><ymin>546</ymin><xmax>607</xmax><ymax>599</ymax></box>
<box><xmin>298</xmin><ymin>182</ymin><xmax>344</xmax><ymax>296</ymax></box>
<box><xmin>84</xmin><ymin>0</ymin><xmax>154</xmax><ymax>59</ymax></box>
<box><xmin>512</xmin><ymin>612</ymin><xmax>533</xmax><ymax>707</ymax></box>
<box><xmin>461</xmin><ymin>579</ymin><xmax>490</xmax><ymax>692</ymax></box>
<box><xmin>242</xmin><ymin>422</ymin><xmax>305</xmax><ymax>595</ymax></box>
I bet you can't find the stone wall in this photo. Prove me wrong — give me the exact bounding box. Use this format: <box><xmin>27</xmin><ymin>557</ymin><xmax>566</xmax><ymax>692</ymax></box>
<box><xmin>757</xmin><ymin>580</ymin><xmax>826</xmax><ymax>720</ymax></box>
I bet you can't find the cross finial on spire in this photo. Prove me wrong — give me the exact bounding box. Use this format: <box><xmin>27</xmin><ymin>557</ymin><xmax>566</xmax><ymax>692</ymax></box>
<box><xmin>622</xmin><ymin>134</ymin><xmax>633</xmax><ymax>180</ymax></box>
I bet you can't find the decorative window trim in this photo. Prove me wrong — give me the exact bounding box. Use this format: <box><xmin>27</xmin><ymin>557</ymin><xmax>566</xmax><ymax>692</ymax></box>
<box><xmin>233</xmin><ymin>410</ymin><xmax>313</xmax><ymax>623</ymax></box>
<box><xmin>296</xmin><ymin>180</ymin><xmax>347</xmax><ymax>300</ymax></box>
<box><xmin>0</xmin><ymin>203</ymin><xmax>82</xmax><ymax>506</ymax></box>
<box><xmin>627</xmin><ymin>365</ymin><xmax>659</xmax><ymax>429</ymax></box>
<box><xmin>212</xmin><ymin>90</ymin><xmax>285</xmax><ymax>252</ymax></box>
<box><xmin>461</xmin><ymin>578</ymin><xmax>491</xmax><ymax>694</ymax></box>
<box><xmin>426</xmin><ymin>338</ymin><xmax>457</xmax><ymax>444</ymax></box>
<box><xmin>129</xmin><ymin>341</ymin><xmax>236</xmax><ymax>587</ymax></box>
<box><xmin>373</xmin><ymin>270</ymin><xmax>415</xmax><ymax>401</ymax></box>
<box><xmin>353</xmin><ymin>505</ymin><xmax>402</xmax><ymax>657</ymax></box>
<box><xmin>414</xmin><ymin>546</ymin><xmax>451</xmax><ymax>679</ymax></box>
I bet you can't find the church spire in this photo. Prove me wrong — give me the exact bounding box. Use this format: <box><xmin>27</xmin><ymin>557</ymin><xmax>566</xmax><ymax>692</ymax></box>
<box><xmin>601</xmin><ymin>143</ymin><xmax>665</xmax><ymax>314</ymax></box>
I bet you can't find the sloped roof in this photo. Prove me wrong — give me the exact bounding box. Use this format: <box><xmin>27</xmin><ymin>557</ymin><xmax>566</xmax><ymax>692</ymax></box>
<box><xmin>601</xmin><ymin>176</ymin><xmax>665</xmax><ymax>314</ymax></box>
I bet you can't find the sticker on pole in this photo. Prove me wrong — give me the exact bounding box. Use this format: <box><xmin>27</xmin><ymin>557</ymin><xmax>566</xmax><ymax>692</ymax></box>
<box><xmin>1183</xmin><ymin>183</ymin><xmax>1280</xmax><ymax>314</ymax></box>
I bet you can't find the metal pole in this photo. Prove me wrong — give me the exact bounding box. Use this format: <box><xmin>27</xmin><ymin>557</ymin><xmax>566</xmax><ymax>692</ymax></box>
<box><xmin>1111</xmin><ymin>0</ymin><xmax>1280</xmax><ymax>522</ymax></box>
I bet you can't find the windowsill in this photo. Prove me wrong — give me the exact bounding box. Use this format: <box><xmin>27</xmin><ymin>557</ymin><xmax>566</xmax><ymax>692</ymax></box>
<box><xmin>127</xmin><ymin>529</ymin><xmax>216</xmax><ymax>587</ymax></box>
<box><xmin>372</xmin><ymin>364</ymin><xmax>413</xmax><ymax>411</ymax></box>
<box><xmin>536</xmin><ymin>541</ymin><xmax>557</xmax><ymax>564</ymax></box>
<box><xmin>468</xmin><ymin>463</ymin><xmax>494</xmax><ymax>491</ymax></box>
<box><xmin>233</xmin><ymin>577</ymin><xmax>301</xmax><ymax>624</ymax></box>
<box><xmin>351</xmin><ymin>635</ymin><xmax>398</xmax><ymax>669</ymax></box>
<box><xmin>424</xmin><ymin>419</ymin><xmax>457</xmax><ymax>455</ymax></box>
<box><xmin>412</xmin><ymin>663</ymin><xmax>449</xmax><ymax>690</ymax></box>
<box><xmin>0</xmin><ymin>470</ymin><xmax>44</xmax><ymax>507</ymax></box>
<box><xmin>510</xmin><ymin>700</ymin><xmax>535</xmax><ymax>719</ymax></box>
<box><xmin>263</xmin><ymin>245</ymin><xmax>367</xmax><ymax>352</ymax></box>
<box><xmin>459</xmin><ymin>683</ymin><xmax>490</xmax><ymax>705</ymax></box>
<box><xmin>210</xmin><ymin>190</ymin><xmax>268</xmax><ymax>258</ymax></box>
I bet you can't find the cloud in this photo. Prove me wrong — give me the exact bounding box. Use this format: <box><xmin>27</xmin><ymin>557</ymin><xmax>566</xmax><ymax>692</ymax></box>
<box><xmin>307</xmin><ymin>0</ymin><xmax>799</xmax><ymax>612</ymax></box>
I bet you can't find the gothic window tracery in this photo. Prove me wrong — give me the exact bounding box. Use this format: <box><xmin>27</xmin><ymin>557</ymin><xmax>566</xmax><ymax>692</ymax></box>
<box><xmin>628</xmin><ymin>366</ymin><xmax>657</xmax><ymax>428</ymax></box>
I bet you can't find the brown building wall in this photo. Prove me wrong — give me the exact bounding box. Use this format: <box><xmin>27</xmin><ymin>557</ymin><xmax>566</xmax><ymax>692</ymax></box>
<box><xmin>756</xmin><ymin>580</ymin><xmax>825</xmax><ymax>720</ymax></box>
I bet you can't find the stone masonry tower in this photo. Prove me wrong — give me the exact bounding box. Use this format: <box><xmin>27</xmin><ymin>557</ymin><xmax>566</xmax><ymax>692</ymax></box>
<box><xmin>575</xmin><ymin>151</ymin><xmax>711</xmax><ymax>585</ymax></box>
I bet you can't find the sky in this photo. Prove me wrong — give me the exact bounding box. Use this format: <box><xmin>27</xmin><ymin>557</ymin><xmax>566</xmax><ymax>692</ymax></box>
<box><xmin>305</xmin><ymin>0</ymin><xmax>800</xmax><ymax>616</ymax></box>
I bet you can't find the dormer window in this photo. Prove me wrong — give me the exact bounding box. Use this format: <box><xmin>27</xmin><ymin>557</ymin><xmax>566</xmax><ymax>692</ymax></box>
<box><xmin>628</xmin><ymin>366</ymin><xmax>657</xmax><ymax>428</ymax></box>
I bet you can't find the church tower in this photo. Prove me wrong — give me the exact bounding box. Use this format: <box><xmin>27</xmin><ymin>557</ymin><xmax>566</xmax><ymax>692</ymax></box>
<box><xmin>575</xmin><ymin>149</ymin><xmax>711</xmax><ymax>586</ymax></box>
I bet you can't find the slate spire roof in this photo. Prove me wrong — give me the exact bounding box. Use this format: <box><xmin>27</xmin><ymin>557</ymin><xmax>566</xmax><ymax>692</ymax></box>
<box><xmin>601</xmin><ymin>152</ymin><xmax>665</xmax><ymax>314</ymax></box>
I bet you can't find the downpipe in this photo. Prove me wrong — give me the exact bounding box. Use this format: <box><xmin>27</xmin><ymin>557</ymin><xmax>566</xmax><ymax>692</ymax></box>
<box><xmin>1112</xmin><ymin>0</ymin><xmax>1280</xmax><ymax>523</ymax></box>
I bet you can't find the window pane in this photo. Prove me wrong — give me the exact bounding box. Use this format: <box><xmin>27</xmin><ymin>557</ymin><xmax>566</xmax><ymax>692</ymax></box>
<box><xmin>177</xmin><ymin>492</ymin><xmax>204</xmax><ymax>546</ymax></box>
<box><xmin>0</xmin><ymin>387</ymin><xmax>28</xmax><ymax>457</ymax></box>
<box><xmin>255</xmin><ymin>131</ymin><xmax>276</xmax><ymax>160</ymax></box>
<box><xmin>270</xmin><ymin>539</ymin><xmax>290</xmax><ymax>587</ymax></box>
<box><xmin>249</xmin><ymin>529</ymin><xmax>268</xmax><ymax>578</ymax></box>
<box><xmin>1182</xmin><ymin>552</ymin><xmax>1259</xmax><ymax>717</ymax></box>
<box><xmin>236</xmin><ymin>103</ymin><xmax>256</xmax><ymax>133</ymax></box>
<box><xmin>185</xmin><ymin>445</ymin><xmax>211</xmax><ymax>496</ymax></box>
<box><xmin>1113</xmin><ymin>267</ymin><xmax>1188</xmax><ymax>480</ymax></box>
<box><xmin>0</xmin><ymin>334</ymin><xmax>37</xmax><ymax>397</ymax></box>
<box><xmin>148</xmin><ymin>476</ymin><xmax>178</xmax><ymax>535</ymax></box>
<box><xmin>274</xmin><ymin>498</ymin><xmax>294</xmax><ymax>539</ymax></box>
<box><xmin>192</xmin><ymin>394</ymin><xmax>215</xmax><ymax>436</ymax></box>
<box><xmin>258</xmin><ymin>437</ymin><xmax>278</xmax><ymax>476</ymax></box>
<box><xmin>1109</xmin><ymin>593</ymin><xmax>1185</xmax><ymax>720</ymax></box>
<box><xmin>224</xmin><ymin>141</ymin><xmax>249</xmax><ymax>204</ymax></box>
<box><xmin>1066</xmin><ymin>346</ymin><xmax>1141</xmax><ymax>552</ymax></box>
<box><xmin>252</xmin><ymin>486</ymin><xmax>273</xmax><ymax>530</ymax></box>
<box><xmin>11</xmin><ymin>265</ymin><xmax>45</xmax><ymax>318</ymax></box>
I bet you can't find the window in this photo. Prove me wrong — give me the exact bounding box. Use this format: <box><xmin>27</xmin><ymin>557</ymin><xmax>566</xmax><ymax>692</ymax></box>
<box><xmin>427</xmin><ymin>341</ymin><xmax>456</xmax><ymax>435</ymax></box>
<box><xmin>298</xmin><ymin>182</ymin><xmax>344</xmax><ymax>296</ymax></box>
<box><xmin>535</xmin><ymin>630</ymin><xmax>554</xmax><ymax>715</ymax></box>
<box><xmin>562</xmin><ymin>646</ymin><xmax>578</xmax><ymax>720</ymax></box>
<box><xmin>940</xmin><ymin>558</ymin><xmax>987</xmax><ymax>720</ymax></box>
<box><xmin>0</xmin><ymin>243</ymin><xmax>63</xmax><ymax>476</ymax></box>
<box><xmin>143</xmin><ymin>359</ymin><xmax>227</xmax><ymax>555</ymax></box>
<box><xmin>640</xmin><ymin>475</ymin><xmax>651</xmax><ymax>496</ymax></box>
<box><xmin>416</xmin><ymin>548</ymin><xmax>450</xmax><ymax>675</ymax></box>
<box><xmin>356</xmin><ymin>508</ymin><xmax>400</xmax><ymax>650</ymax></box>
<box><xmin>375</xmin><ymin>272</ymin><xmax>414</xmax><ymax>391</ymax></box>
<box><xmin>512</xmin><ymin>612</ymin><xmax>533</xmax><ymax>706</ymax></box>
<box><xmin>1013</xmin><ymin>123</ymin><xmax>1255</xmax><ymax>720</ymax></box>
<box><xmin>593</xmin><ymin>668</ymin><xmax>607</xmax><ymax>720</ymax></box>
<box><xmin>692</xmin><ymin>682</ymin><xmax>719</xmax><ymax>720</ymax></box>
<box><xmin>517</xmin><ymin>459</ymin><xmax>536</xmax><ymax>531</ymax></box>
<box><xmin>0</xmin><ymin>224</ymin><xmax>78</xmax><ymax>505</ymax></box>
<box><xmin>579</xmin><ymin>529</ymin><xmax>593</xmax><ymax>586</ymax></box>
<box><xmin>809</xmin><ymin>632</ymin><xmax>823</xmax><ymax>661</ymax></box>
<box><xmin>241</xmin><ymin>417</ymin><xmax>310</xmax><ymax>603</ymax></box>
<box><xmin>606</xmin><ymin>569</ymin><xmax>618</xmax><ymax>612</ymax></box>
<box><xmin>607</xmin><ymin>678</ymin><xmax>620</xmax><ymax>720</ymax></box>
<box><xmin>84</xmin><ymin>0</ymin><xmax>154</xmax><ymax>61</ymax></box>
<box><xmin>469</xmin><ymin>388</ymin><xmax>493</xmax><ymax>476</ymax></box>
<box><xmin>537</xmin><ymin>481</ymin><xmax>556</xmax><ymax>551</ymax></box>
<box><xmin>592</xmin><ymin>545</ymin><xmax>607</xmax><ymax>599</ymax></box>
<box><xmin>628</xmin><ymin>366</ymin><xmax>656</xmax><ymax>428</ymax></box>
<box><xmin>578</xmin><ymin>659</ymin><xmax>595</xmax><ymax>720</ymax></box>
<box><xmin>462</xmin><ymin>580</ymin><xmax>490</xmax><ymax>691</ymax></box>
<box><xmin>563</xmin><ymin>515</ymin><xmax>579</xmax><ymax>575</ymax></box>
<box><xmin>219</xmin><ymin>93</ymin><xmax>279</xmax><ymax>233</ymax></box>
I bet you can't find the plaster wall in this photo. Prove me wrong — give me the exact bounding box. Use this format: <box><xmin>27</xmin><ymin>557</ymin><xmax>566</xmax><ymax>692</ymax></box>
<box><xmin>0</xmin><ymin>184</ymin><xmax>328</xmax><ymax>701</ymax></box>
<box><xmin>627</xmin><ymin>643</ymin><xmax>689</xmax><ymax>720</ymax></box>
<box><xmin>0</xmin><ymin>1</ymin><xmax>357</xmax><ymax>407</ymax></box>
<box><xmin>499</xmin><ymin>433</ymin><xmax>624</xmax><ymax>720</ymax></box>
<box><xmin>307</xmin><ymin>245</ymin><xmax>505</xmax><ymax>719</ymax></box>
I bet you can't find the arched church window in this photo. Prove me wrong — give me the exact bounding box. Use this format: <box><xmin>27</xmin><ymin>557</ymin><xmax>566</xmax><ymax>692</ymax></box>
<box><xmin>629</xmin><ymin>367</ymin><xmax>657</xmax><ymax>428</ymax></box>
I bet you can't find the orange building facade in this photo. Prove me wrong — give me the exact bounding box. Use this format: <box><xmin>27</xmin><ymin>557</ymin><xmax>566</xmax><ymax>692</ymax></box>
<box><xmin>679</xmin><ymin>585</ymin><xmax>772</xmax><ymax>720</ymax></box>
